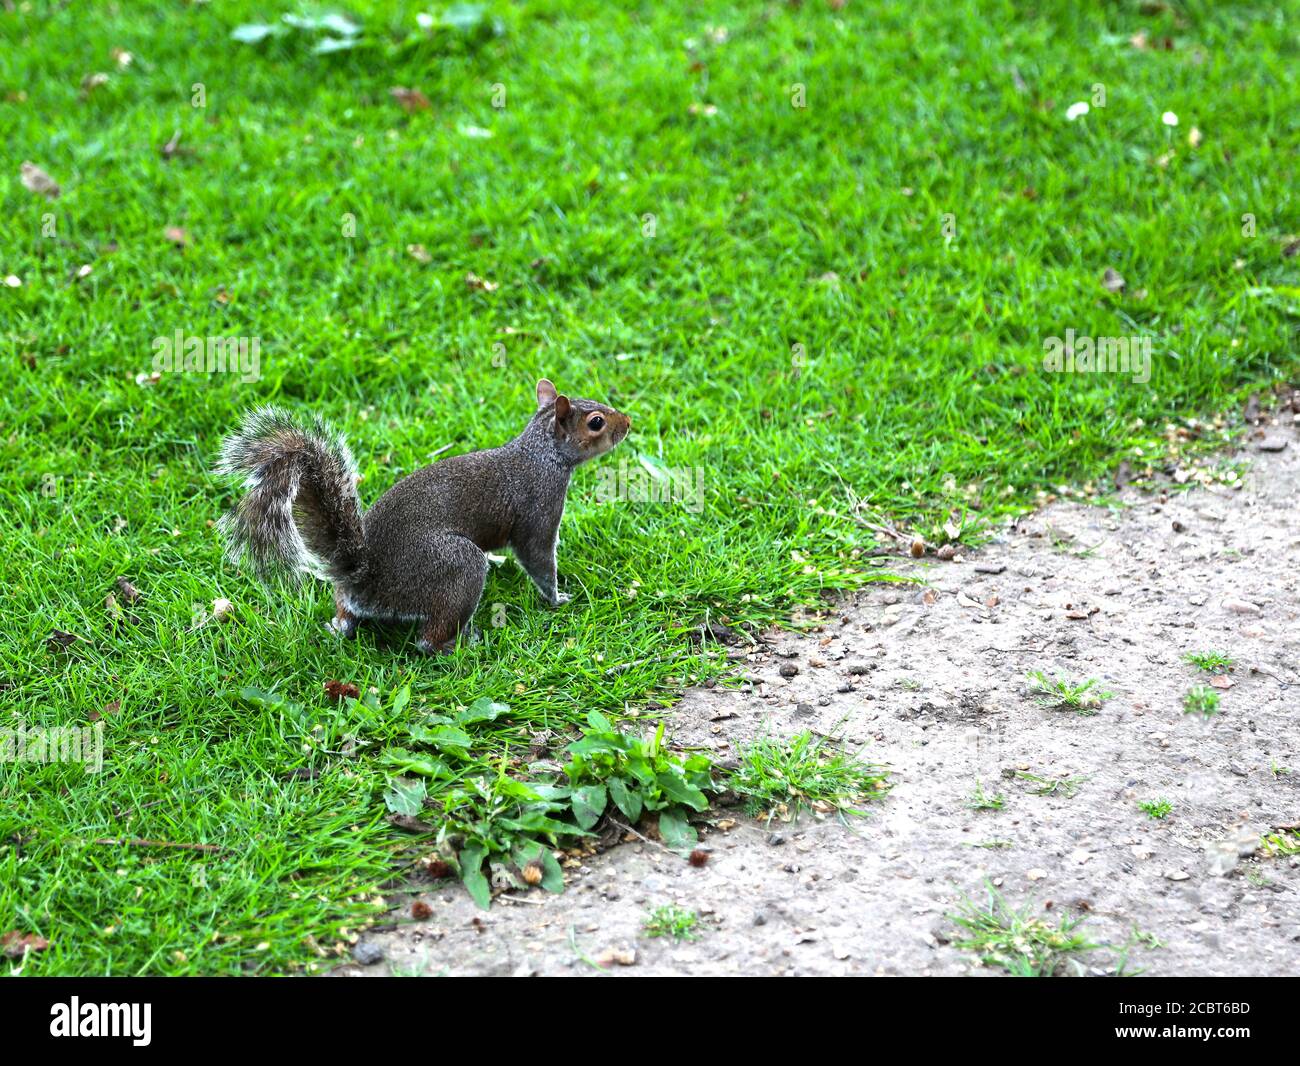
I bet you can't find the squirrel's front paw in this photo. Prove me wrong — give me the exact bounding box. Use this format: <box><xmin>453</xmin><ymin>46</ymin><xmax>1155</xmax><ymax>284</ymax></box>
<box><xmin>549</xmin><ymin>592</ymin><xmax>571</xmax><ymax>607</ymax></box>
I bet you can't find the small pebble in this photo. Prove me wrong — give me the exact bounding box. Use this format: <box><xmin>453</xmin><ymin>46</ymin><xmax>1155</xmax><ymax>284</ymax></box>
<box><xmin>351</xmin><ymin>939</ymin><xmax>385</xmax><ymax>966</ymax></box>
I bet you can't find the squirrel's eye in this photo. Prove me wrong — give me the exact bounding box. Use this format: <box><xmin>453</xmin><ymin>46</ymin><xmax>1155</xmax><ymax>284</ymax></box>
<box><xmin>587</xmin><ymin>415</ymin><xmax>605</xmax><ymax>432</ymax></box>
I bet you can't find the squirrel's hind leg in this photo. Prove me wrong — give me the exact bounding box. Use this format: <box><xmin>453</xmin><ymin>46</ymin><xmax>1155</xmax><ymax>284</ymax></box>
<box><xmin>326</xmin><ymin>593</ymin><xmax>360</xmax><ymax>639</ymax></box>
<box><xmin>413</xmin><ymin>534</ymin><xmax>488</xmax><ymax>655</ymax></box>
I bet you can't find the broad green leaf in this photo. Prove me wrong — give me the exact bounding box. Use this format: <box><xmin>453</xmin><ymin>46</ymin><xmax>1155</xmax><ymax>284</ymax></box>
<box><xmin>378</xmin><ymin>748</ymin><xmax>449</xmax><ymax>778</ymax></box>
<box><xmin>566</xmin><ymin>736</ymin><xmax>620</xmax><ymax>757</ymax></box>
<box><xmin>608</xmin><ymin>777</ymin><xmax>642</xmax><ymax>821</ymax></box>
<box><xmin>624</xmin><ymin>754</ymin><xmax>657</xmax><ymax>788</ymax></box>
<box><xmin>656</xmin><ymin>773</ymin><xmax>708</xmax><ymax>811</ymax></box>
<box><xmin>408</xmin><ymin>723</ymin><xmax>474</xmax><ymax>758</ymax></box>
<box><xmin>238</xmin><ymin>686</ymin><xmax>289</xmax><ymax>709</ymax></box>
<box><xmin>586</xmin><ymin>709</ymin><xmax>613</xmax><ymax>734</ymax></box>
<box><xmin>391</xmin><ymin>685</ymin><xmax>411</xmax><ymax>717</ymax></box>
<box><xmin>238</xmin><ymin>687</ymin><xmax>306</xmax><ymax>725</ymax></box>
<box><xmin>499</xmin><ymin>811</ymin><xmax>588</xmax><ymax>836</ymax></box>
<box><xmin>509</xmin><ymin>840</ymin><xmax>565</xmax><ymax>894</ymax></box>
<box><xmin>459</xmin><ymin>697</ymin><xmax>509</xmax><ymax>723</ymax></box>
<box><xmin>571</xmin><ymin>784</ymin><xmax>607</xmax><ymax>830</ymax></box>
<box><xmin>493</xmin><ymin>777</ymin><xmax>547</xmax><ymax>802</ymax></box>
<box><xmin>538</xmin><ymin>848</ymin><xmax>565</xmax><ymax>893</ymax></box>
<box><xmin>657</xmin><ymin>808</ymin><xmax>697</xmax><ymax>849</ymax></box>
<box><xmin>529</xmin><ymin>782</ymin><xmax>572</xmax><ymax>802</ymax></box>
<box><xmin>458</xmin><ymin>844</ymin><xmax>491</xmax><ymax>909</ymax></box>
<box><xmin>382</xmin><ymin>777</ymin><xmax>427</xmax><ymax>816</ymax></box>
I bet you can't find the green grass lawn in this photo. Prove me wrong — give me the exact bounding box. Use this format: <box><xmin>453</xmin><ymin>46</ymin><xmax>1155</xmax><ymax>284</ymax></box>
<box><xmin>2</xmin><ymin>0</ymin><xmax>1297</xmax><ymax>975</ymax></box>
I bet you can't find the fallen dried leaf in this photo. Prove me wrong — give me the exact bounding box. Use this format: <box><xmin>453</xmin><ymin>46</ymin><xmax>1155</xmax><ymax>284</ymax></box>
<box><xmin>21</xmin><ymin>161</ymin><xmax>60</xmax><ymax>200</ymax></box>
<box><xmin>80</xmin><ymin>72</ymin><xmax>110</xmax><ymax>96</ymax></box>
<box><xmin>389</xmin><ymin>86</ymin><xmax>431</xmax><ymax>112</ymax></box>
<box><xmin>0</xmin><ymin>932</ymin><xmax>49</xmax><ymax>959</ymax></box>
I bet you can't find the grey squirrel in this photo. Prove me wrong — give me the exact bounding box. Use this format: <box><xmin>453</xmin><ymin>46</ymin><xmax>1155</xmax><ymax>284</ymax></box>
<box><xmin>216</xmin><ymin>378</ymin><xmax>631</xmax><ymax>653</ymax></box>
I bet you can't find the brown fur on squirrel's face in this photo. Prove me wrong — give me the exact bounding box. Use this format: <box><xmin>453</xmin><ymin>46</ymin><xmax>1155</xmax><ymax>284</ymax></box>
<box><xmin>536</xmin><ymin>378</ymin><xmax>630</xmax><ymax>465</ymax></box>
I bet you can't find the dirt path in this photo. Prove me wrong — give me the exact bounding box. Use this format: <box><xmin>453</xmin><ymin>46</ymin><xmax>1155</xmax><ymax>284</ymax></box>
<box><xmin>335</xmin><ymin>426</ymin><xmax>1299</xmax><ymax>977</ymax></box>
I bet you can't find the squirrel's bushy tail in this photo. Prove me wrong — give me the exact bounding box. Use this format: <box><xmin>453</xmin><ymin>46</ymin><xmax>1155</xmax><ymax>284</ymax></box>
<box><xmin>216</xmin><ymin>406</ymin><xmax>366</xmax><ymax>583</ymax></box>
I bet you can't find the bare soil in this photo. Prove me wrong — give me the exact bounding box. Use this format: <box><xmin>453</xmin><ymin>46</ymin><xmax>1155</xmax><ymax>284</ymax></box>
<box><xmin>334</xmin><ymin>427</ymin><xmax>1299</xmax><ymax>977</ymax></box>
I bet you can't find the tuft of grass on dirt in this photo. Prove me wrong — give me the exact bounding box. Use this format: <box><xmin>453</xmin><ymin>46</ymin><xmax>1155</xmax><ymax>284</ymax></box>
<box><xmin>967</xmin><ymin>781</ymin><xmax>1006</xmax><ymax>811</ymax></box>
<box><xmin>1026</xmin><ymin>671</ymin><xmax>1113</xmax><ymax>715</ymax></box>
<box><xmin>1138</xmin><ymin>798</ymin><xmax>1172</xmax><ymax>820</ymax></box>
<box><xmin>728</xmin><ymin>732</ymin><xmax>890</xmax><ymax>822</ymax></box>
<box><xmin>1183</xmin><ymin>651</ymin><xmax>1235</xmax><ymax>674</ymax></box>
<box><xmin>1260</xmin><ymin>829</ymin><xmax>1300</xmax><ymax>858</ymax></box>
<box><xmin>950</xmin><ymin>885</ymin><xmax>1099</xmax><ymax>977</ymax></box>
<box><xmin>1012</xmin><ymin>771</ymin><xmax>1086</xmax><ymax>799</ymax></box>
<box><xmin>642</xmin><ymin>904</ymin><xmax>699</xmax><ymax>943</ymax></box>
<box><xmin>1183</xmin><ymin>686</ymin><xmax>1221</xmax><ymax>718</ymax></box>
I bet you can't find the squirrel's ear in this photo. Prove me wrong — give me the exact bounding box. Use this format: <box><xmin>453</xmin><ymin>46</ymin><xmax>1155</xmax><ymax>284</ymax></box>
<box><xmin>553</xmin><ymin>395</ymin><xmax>571</xmax><ymax>426</ymax></box>
<box><xmin>536</xmin><ymin>378</ymin><xmax>558</xmax><ymax>409</ymax></box>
